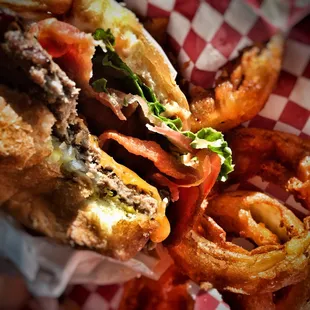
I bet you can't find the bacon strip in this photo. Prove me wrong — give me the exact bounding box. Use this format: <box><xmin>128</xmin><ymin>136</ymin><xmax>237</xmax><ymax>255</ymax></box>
<box><xmin>99</xmin><ymin>130</ymin><xmax>198</xmax><ymax>180</ymax></box>
<box><xmin>129</xmin><ymin>95</ymin><xmax>193</xmax><ymax>153</ymax></box>
<box><xmin>29</xmin><ymin>18</ymin><xmax>95</xmax><ymax>85</ymax></box>
<box><xmin>151</xmin><ymin>151</ymin><xmax>220</xmax><ymax>203</ymax></box>
<box><xmin>94</xmin><ymin>90</ymin><xmax>127</xmax><ymax>121</ymax></box>
<box><xmin>99</xmin><ymin>130</ymin><xmax>221</xmax><ymax>190</ymax></box>
<box><xmin>29</xmin><ymin>18</ymin><xmax>128</xmax><ymax>120</ymax></box>
<box><xmin>146</xmin><ymin>124</ymin><xmax>193</xmax><ymax>153</ymax></box>
<box><xmin>201</xmin><ymin>152</ymin><xmax>221</xmax><ymax>196</ymax></box>
<box><xmin>127</xmin><ymin>95</ymin><xmax>160</xmax><ymax>125</ymax></box>
<box><xmin>124</xmin><ymin>96</ymin><xmax>193</xmax><ymax>152</ymax></box>
<box><xmin>151</xmin><ymin>173</ymin><xmax>180</xmax><ymax>202</ymax></box>
<box><xmin>167</xmin><ymin>152</ymin><xmax>221</xmax><ymax>245</ymax></box>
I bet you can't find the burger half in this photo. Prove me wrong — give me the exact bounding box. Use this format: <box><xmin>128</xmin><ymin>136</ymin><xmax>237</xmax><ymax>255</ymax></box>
<box><xmin>0</xmin><ymin>0</ymin><xmax>233</xmax><ymax>260</ymax></box>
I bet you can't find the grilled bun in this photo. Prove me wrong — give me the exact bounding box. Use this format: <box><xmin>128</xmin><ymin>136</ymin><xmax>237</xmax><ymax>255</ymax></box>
<box><xmin>0</xmin><ymin>14</ymin><xmax>170</xmax><ymax>259</ymax></box>
<box><xmin>67</xmin><ymin>0</ymin><xmax>191</xmax><ymax>128</ymax></box>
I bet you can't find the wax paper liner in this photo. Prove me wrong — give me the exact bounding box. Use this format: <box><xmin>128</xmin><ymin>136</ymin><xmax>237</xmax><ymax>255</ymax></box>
<box><xmin>1</xmin><ymin>0</ymin><xmax>308</xmax><ymax>309</ymax></box>
<box><xmin>0</xmin><ymin>213</ymin><xmax>172</xmax><ymax>296</ymax></box>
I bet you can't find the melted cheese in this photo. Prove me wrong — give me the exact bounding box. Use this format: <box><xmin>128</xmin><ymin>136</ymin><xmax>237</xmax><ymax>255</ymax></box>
<box><xmin>90</xmin><ymin>136</ymin><xmax>158</xmax><ymax>198</ymax></box>
<box><xmin>90</xmin><ymin>136</ymin><xmax>169</xmax><ymax>242</ymax></box>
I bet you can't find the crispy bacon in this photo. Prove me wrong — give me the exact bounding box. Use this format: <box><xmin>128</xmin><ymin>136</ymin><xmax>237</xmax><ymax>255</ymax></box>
<box><xmin>129</xmin><ymin>95</ymin><xmax>193</xmax><ymax>153</ymax></box>
<box><xmin>99</xmin><ymin>130</ymin><xmax>220</xmax><ymax>190</ymax></box>
<box><xmin>99</xmin><ymin>130</ymin><xmax>198</xmax><ymax>180</ymax></box>
<box><xmin>127</xmin><ymin>95</ymin><xmax>160</xmax><ymax>125</ymax></box>
<box><xmin>29</xmin><ymin>18</ymin><xmax>128</xmax><ymax>121</ymax></box>
<box><xmin>202</xmin><ymin>152</ymin><xmax>221</xmax><ymax>195</ymax></box>
<box><xmin>166</xmin><ymin>152</ymin><xmax>221</xmax><ymax>245</ymax></box>
<box><xmin>151</xmin><ymin>173</ymin><xmax>180</xmax><ymax>202</ymax></box>
<box><xmin>124</xmin><ymin>96</ymin><xmax>193</xmax><ymax>149</ymax></box>
<box><xmin>151</xmin><ymin>151</ymin><xmax>220</xmax><ymax>203</ymax></box>
<box><xmin>129</xmin><ymin>96</ymin><xmax>193</xmax><ymax>153</ymax></box>
<box><xmin>146</xmin><ymin>124</ymin><xmax>193</xmax><ymax>153</ymax></box>
<box><xmin>29</xmin><ymin>18</ymin><xmax>95</xmax><ymax>85</ymax></box>
<box><xmin>94</xmin><ymin>90</ymin><xmax>128</xmax><ymax>121</ymax></box>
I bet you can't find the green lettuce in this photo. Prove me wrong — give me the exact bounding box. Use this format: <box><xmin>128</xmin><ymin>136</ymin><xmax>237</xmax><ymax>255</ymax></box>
<box><xmin>93</xmin><ymin>28</ymin><xmax>115</xmax><ymax>49</ymax></box>
<box><xmin>92</xmin><ymin>77</ymin><xmax>108</xmax><ymax>93</ymax></box>
<box><xmin>183</xmin><ymin>128</ymin><xmax>234</xmax><ymax>181</ymax></box>
<box><xmin>92</xmin><ymin>29</ymin><xmax>183</xmax><ymax>130</ymax></box>
<box><xmin>92</xmin><ymin>28</ymin><xmax>233</xmax><ymax>181</ymax></box>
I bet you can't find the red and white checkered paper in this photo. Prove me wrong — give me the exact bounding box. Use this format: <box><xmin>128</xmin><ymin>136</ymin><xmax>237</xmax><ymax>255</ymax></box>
<box><xmin>64</xmin><ymin>1</ymin><xmax>310</xmax><ymax>309</ymax></box>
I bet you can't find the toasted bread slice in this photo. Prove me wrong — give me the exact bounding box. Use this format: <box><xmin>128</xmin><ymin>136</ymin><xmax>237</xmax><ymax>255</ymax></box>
<box><xmin>67</xmin><ymin>0</ymin><xmax>191</xmax><ymax>128</ymax></box>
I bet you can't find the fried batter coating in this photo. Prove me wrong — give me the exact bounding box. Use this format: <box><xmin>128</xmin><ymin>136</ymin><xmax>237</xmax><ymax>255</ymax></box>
<box><xmin>0</xmin><ymin>85</ymin><xmax>55</xmax><ymax>204</ymax></box>
<box><xmin>287</xmin><ymin>156</ymin><xmax>310</xmax><ymax>210</ymax></box>
<box><xmin>0</xmin><ymin>15</ymin><xmax>169</xmax><ymax>260</ymax></box>
<box><xmin>0</xmin><ymin>85</ymin><xmax>55</xmax><ymax>170</ymax></box>
<box><xmin>227</xmin><ymin>128</ymin><xmax>310</xmax><ymax>209</ymax></box>
<box><xmin>225</xmin><ymin>268</ymin><xmax>310</xmax><ymax>309</ymax></box>
<box><xmin>0</xmin><ymin>84</ymin><xmax>163</xmax><ymax>260</ymax></box>
<box><xmin>189</xmin><ymin>35</ymin><xmax>284</xmax><ymax>132</ymax></box>
<box><xmin>169</xmin><ymin>191</ymin><xmax>310</xmax><ymax>295</ymax></box>
<box><xmin>223</xmin><ymin>292</ymin><xmax>275</xmax><ymax>310</ymax></box>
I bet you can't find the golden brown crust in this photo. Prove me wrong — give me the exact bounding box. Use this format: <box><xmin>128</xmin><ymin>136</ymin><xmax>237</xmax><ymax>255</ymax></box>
<box><xmin>1</xmin><ymin>154</ymin><xmax>158</xmax><ymax>260</ymax></box>
<box><xmin>0</xmin><ymin>85</ymin><xmax>55</xmax><ymax>169</ymax></box>
<box><xmin>225</xmin><ymin>269</ymin><xmax>310</xmax><ymax>310</ymax></box>
<box><xmin>224</xmin><ymin>292</ymin><xmax>275</xmax><ymax>310</ymax></box>
<box><xmin>4</xmin><ymin>176</ymin><xmax>156</xmax><ymax>260</ymax></box>
<box><xmin>228</xmin><ymin>128</ymin><xmax>310</xmax><ymax>178</ymax></box>
<box><xmin>227</xmin><ymin>127</ymin><xmax>310</xmax><ymax>210</ymax></box>
<box><xmin>169</xmin><ymin>191</ymin><xmax>310</xmax><ymax>295</ymax></box>
<box><xmin>143</xmin><ymin>17</ymin><xmax>169</xmax><ymax>47</ymax></box>
<box><xmin>189</xmin><ymin>35</ymin><xmax>284</xmax><ymax>132</ymax></box>
<box><xmin>274</xmin><ymin>270</ymin><xmax>310</xmax><ymax>310</ymax></box>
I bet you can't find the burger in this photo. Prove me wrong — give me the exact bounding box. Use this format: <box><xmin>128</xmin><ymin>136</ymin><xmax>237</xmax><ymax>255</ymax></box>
<box><xmin>0</xmin><ymin>0</ymin><xmax>233</xmax><ymax>261</ymax></box>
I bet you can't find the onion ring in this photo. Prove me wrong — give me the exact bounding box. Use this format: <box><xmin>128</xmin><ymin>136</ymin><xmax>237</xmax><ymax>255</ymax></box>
<box><xmin>224</xmin><ymin>268</ymin><xmax>310</xmax><ymax>309</ymax></box>
<box><xmin>227</xmin><ymin>128</ymin><xmax>310</xmax><ymax>209</ymax></box>
<box><xmin>169</xmin><ymin>191</ymin><xmax>310</xmax><ymax>295</ymax></box>
<box><xmin>189</xmin><ymin>35</ymin><xmax>284</xmax><ymax>132</ymax></box>
<box><xmin>150</xmin><ymin>173</ymin><xmax>180</xmax><ymax>202</ymax></box>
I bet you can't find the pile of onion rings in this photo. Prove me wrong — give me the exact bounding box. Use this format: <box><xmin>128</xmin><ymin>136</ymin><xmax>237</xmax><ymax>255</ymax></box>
<box><xmin>169</xmin><ymin>191</ymin><xmax>310</xmax><ymax>294</ymax></box>
<box><xmin>166</xmin><ymin>128</ymin><xmax>310</xmax><ymax>308</ymax></box>
<box><xmin>226</xmin><ymin>128</ymin><xmax>310</xmax><ymax>210</ymax></box>
<box><xmin>224</xmin><ymin>267</ymin><xmax>310</xmax><ymax>309</ymax></box>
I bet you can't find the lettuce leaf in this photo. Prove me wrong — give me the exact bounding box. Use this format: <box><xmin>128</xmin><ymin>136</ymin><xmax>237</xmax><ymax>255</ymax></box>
<box><xmin>92</xmin><ymin>28</ymin><xmax>233</xmax><ymax>181</ymax></box>
<box><xmin>183</xmin><ymin>128</ymin><xmax>234</xmax><ymax>181</ymax></box>
<box><xmin>92</xmin><ymin>77</ymin><xmax>108</xmax><ymax>93</ymax></box>
<box><xmin>92</xmin><ymin>28</ymin><xmax>183</xmax><ymax>130</ymax></box>
<box><xmin>93</xmin><ymin>28</ymin><xmax>115</xmax><ymax>49</ymax></box>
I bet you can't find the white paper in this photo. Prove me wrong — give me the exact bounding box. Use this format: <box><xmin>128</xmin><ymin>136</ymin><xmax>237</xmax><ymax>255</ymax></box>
<box><xmin>0</xmin><ymin>213</ymin><xmax>173</xmax><ymax>298</ymax></box>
